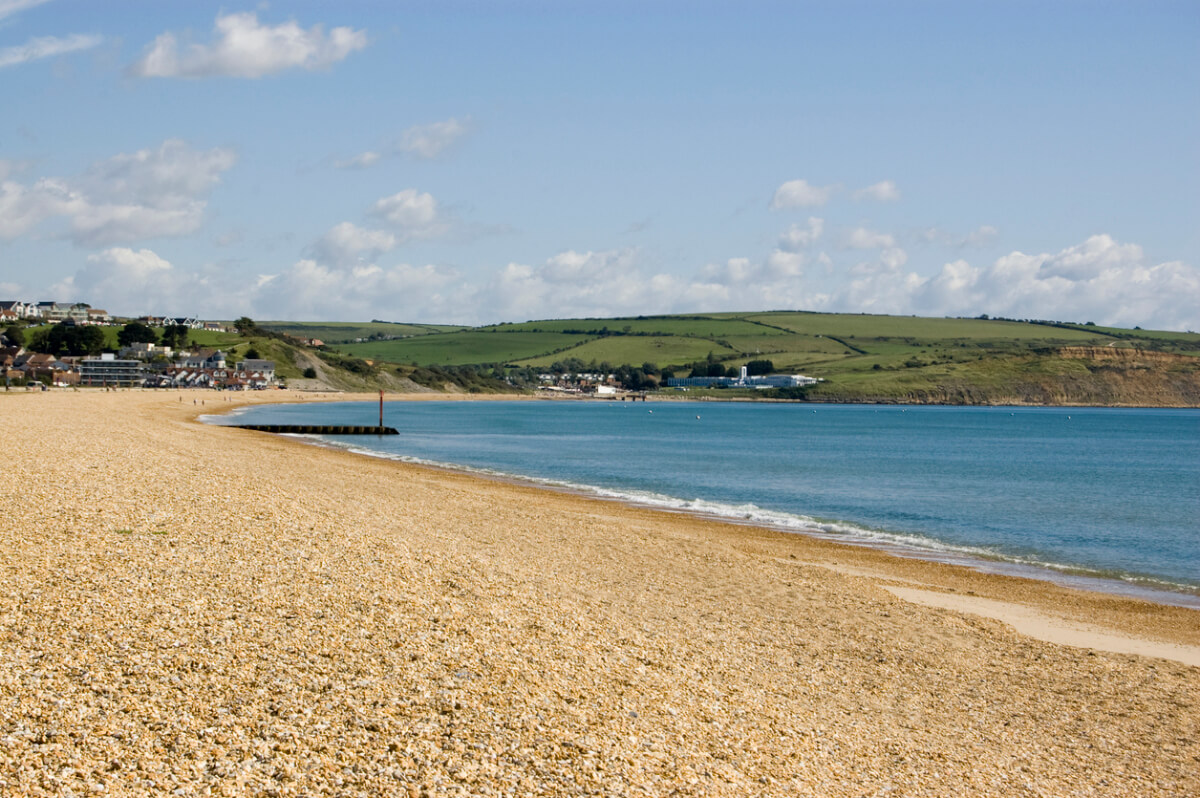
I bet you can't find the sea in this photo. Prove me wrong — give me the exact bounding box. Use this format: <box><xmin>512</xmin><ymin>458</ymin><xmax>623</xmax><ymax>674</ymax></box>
<box><xmin>208</xmin><ymin>400</ymin><xmax>1200</xmax><ymax>609</ymax></box>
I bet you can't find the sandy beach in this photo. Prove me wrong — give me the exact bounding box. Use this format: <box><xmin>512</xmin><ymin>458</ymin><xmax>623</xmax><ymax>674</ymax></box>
<box><xmin>1</xmin><ymin>390</ymin><xmax>1197</xmax><ymax>797</ymax></box>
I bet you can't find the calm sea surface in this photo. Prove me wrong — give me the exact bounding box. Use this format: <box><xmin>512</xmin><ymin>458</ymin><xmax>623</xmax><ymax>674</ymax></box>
<box><xmin>212</xmin><ymin>401</ymin><xmax>1200</xmax><ymax>607</ymax></box>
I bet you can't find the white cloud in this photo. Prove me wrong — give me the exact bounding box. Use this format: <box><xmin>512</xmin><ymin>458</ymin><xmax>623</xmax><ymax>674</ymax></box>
<box><xmin>852</xmin><ymin>180</ymin><xmax>900</xmax><ymax>202</ymax></box>
<box><xmin>370</xmin><ymin>188</ymin><xmax>448</xmax><ymax>239</ymax></box>
<box><xmin>334</xmin><ymin>151</ymin><xmax>381</xmax><ymax>170</ymax></box>
<box><xmin>251</xmin><ymin>259</ymin><xmax>462</xmax><ymax>321</ymax></box>
<box><xmin>131</xmin><ymin>12</ymin><xmax>367</xmax><ymax>78</ymax></box>
<box><xmin>48</xmin><ymin>247</ymin><xmax>212</xmax><ymax>316</ymax></box>
<box><xmin>396</xmin><ymin>118</ymin><xmax>469</xmax><ymax>159</ymax></box>
<box><xmin>1036</xmin><ymin>233</ymin><xmax>1142</xmax><ymax>280</ymax></box>
<box><xmin>69</xmin><ymin>202</ymin><xmax>208</xmax><ymax>247</ymax></box>
<box><xmin>485</xmin><ymin>248</ymin><xmax>678</xmax><ymax>322</ymax></box>
<box><xmin>331</xmin><ymin>119</ymin><xmax>468</xmax><ymax>170</ymax></box>
<box><xmin>0</xmin><ymin>139</ymin><xmax>235</xmax><ymax>245</ymax></box>
<box><xmin>770</xmin><ymin>179</ymin><xmax>835</xmax><ymax>210</ymax></box>
<box><xmin>764</xmin><ymin>249</ymin><xmax>807</xmax><ymax>278</ymax></box>
<box><xmin>0</xmin><ymin>178</ymin><xmax>60</xmax><ymax>238</ymax></box>
<box><xmin>0</xmin><ymin>0</ymin><xmax>49</xmax><ymax>21</ymax></box>
<box><xmin>821</xmin><ymin>234</ymin><xmax>1199</xmax><ymax>331</ymax></box>
<box><xmin>467</xmin><ymin>234</ymin><xmax>1195</xmax><ymax>332</ymax></box>
<box><xmin>963</xmin><ymin>225</ymin><xmax>999</xmax><ymax>247</ymax></box>
<box><xmin>542</xmin><ymin>248</ymin><xmax>637</xmax><ymax>284</ymax></box>
<box><xmin>84</xmin><ymin>139</ymin><xmax>235</xmax><ymax>203</ymax></box>
<box><xmin>777</xmin><ymin>217</ymin><xmax>824</xmax><ymax>251</ymax></box>
<box><xmin>881</xmin><ymin>247</ymin><xmax>908</xmax><ymax>270</ymax></box>
<box><xmin>844</xmin><ymin>226</ymin><xmax>896</xmax><ymax>249</ymax></box>
<box><xmin>0</xmin><ymin>33</ymin><xmax>101</xmax><ymax>69</ymax></box>
<box><xmin>922</xmin><ymin>224</ymin><xmax>1000</xmax><ymax>248</ymax></box>
<box><xmin>700</xmin><ymin>256</ymin><xmax>757</xmax><ymax>284</ymax></box>
<box><xmin>314</xmin><ymin>221</ymin><xmax>396</xmax><ymax>265</ymax></box>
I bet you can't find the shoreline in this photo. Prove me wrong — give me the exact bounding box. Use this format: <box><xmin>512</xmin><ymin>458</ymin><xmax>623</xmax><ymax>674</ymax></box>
<box><xmin>213</xmin><ymin>393</ymin><xmax>1200</xmax><ymax>612</ymax></box>
<box><xmin>3</xmin><ymin>389</ymin><xmax>1198</xmax><ymax>795</ymax></box>
<box><xmin>197</xmin><ymin>392</ymin><xmax>1200</xmax><ymax>651</ymax></box>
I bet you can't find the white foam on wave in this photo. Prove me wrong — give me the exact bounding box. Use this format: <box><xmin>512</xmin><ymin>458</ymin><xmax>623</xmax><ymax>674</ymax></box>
<box><xmin>197</xmin><ymin>405</ymin><xmax>253</xmax><ymax>424</ymax></box>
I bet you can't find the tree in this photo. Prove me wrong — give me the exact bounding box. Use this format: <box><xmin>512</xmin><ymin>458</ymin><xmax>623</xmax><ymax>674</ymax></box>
<box><xmin>160</xmin><ymin>324</ymin><xmax>188</xmax><ymax>349</ymax></box>
<box><xmin>303</xmin><ymin>367</ymin><xmax>317</xmax><ymax>379</ymax></box>
<box><xmin>76</xmin><ymin>325</ymin><xmax>106</xmax><ymax>356</ymax></box>
<box><xmin>234</xmin><ymin>317</ymin><xmax>259</xmax><ymax>336</ymax></box>
<box><xmin>3</xmin><ymin>324</ymin><xmax>24</xmax><ymax>347</ymax></box>
<box><xmin>244</xmin><ymin>346</ymin><xmax>261</xmax><ymax>360</ymax></box>
<box><xmin>117</xmin><ymin>321</ymin><xmax>158</xmax><ymax>347</ymax></box>
<box><xmin>745</xmin><ymin>359</ymin><xmax>774</xmax><ymax>376</ymax></box>
<box><xmin>45</xmin><ymin>323</ymin><xmax>105</xmax><ymax>356</ymax></box>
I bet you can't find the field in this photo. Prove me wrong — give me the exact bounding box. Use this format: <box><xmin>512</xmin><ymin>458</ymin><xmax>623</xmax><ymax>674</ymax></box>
<box><xmin>514</xmin><ymin>336</ymin><xmax>738</xmax><ymax>368</ymax></box>
<box><xmin>750</xmin><ymin>312</ymin><xmax>1113</xmax><ymax>342</ymax></box>
<box><xmin>337</xmin><ymin>331</ymin><xmax>589</xmax><ymax>366</ymax></box>
<box><xmin>387</xmin><ymin>312</ymin><xmax>1198</xmax><ymax>404</ymax></box>
<box><xmin>306</xmin><ymin>313</ymin><xmax>1200</xmax><ymax>386</ymax></box>
<box><xmin>259</xmin><ymin>321</ymin><xmax>461</xmax><ymax>343</ymax></box>
<box><xmin>483</xmin><ymin>316</ymin><xmax>793</xmax><ymax>339</ymax></box>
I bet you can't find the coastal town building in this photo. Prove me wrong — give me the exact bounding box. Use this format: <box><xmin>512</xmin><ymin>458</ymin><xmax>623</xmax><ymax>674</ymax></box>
<box><xmin>667</xmin><ymin>372</ymin><xmax>820</xmax><ymax>389</ymax></box>
<box><xmin>0</xmin><ymin>301</ymin><xmax>37</xmax><ymax>319</ymax></box>
<box><xmin>149</xmin><ymin>359</ymin><xmax>277</xmax><ymax>390</ymax></box>
<box><xmin>79</xmin><ymin>353</ymin><xmax>144</xmax><ymax>386</ymax></box>
<box><xmin>178</xmin><ymin>350</ymin><xmax>227</xmax><ymax>369</ymax></box>
<box><xmin>119</xmin><ymin>342</ymin><xmax>174</xmax><ymax>360</ymax></box>
<box><xmin>239</xmin><ymin>359</ymin><xmax>276</xmax><ymax>382</ymax></box>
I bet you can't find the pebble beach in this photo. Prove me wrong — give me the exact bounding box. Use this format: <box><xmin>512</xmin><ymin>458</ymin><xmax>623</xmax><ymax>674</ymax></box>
<box><xmin>2</xmin><ymin>390</ymin><xmax>1197</xmax><ymax>797</ymax></box>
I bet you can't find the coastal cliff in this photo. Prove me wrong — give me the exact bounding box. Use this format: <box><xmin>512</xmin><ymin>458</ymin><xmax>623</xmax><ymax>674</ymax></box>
<box><xmin>808</xmin><ymin>347</ymin><xmax>1200</xmax><ymax>406</ymax></box>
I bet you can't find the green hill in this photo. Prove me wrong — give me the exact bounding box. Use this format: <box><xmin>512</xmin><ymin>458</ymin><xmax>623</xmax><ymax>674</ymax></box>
<box><xmin>247</xmin><ymin>312</ymin><xmax>1200</xmax><ymax>406</ymax></box>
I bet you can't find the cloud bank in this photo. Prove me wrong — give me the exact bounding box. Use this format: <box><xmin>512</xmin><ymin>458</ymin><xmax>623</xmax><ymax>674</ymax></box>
<box><xmin>0</xmin><ymin>139</ymin><xmax>235</xmax><ymax>245</ymax></box>
<box><xmin>44</xmin><ymin>231</ymin><xmax>1198</xmax><ymax>332</ymax></box>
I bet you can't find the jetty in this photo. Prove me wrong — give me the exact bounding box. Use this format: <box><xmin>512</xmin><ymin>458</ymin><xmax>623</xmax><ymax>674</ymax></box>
<box><xmin>232</xmin><ymin>424</ymin><xmax>398</xmax><ymax>435</ymax></box>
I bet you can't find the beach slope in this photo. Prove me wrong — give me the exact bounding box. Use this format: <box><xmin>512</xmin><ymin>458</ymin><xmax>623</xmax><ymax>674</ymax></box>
<box><xmin>1</xmin><ymin>391</ymin><xmax>1196</xmax><ymax>796</ymax></box>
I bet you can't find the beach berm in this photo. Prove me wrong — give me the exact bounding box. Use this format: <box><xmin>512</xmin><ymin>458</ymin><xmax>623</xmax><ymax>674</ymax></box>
<box><xmin>1</xmin><ymin>390</ymin><xmax>1197</xmax><ymax>796</ymax></box>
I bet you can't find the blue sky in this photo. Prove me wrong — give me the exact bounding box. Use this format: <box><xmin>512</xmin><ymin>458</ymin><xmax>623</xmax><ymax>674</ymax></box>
<box><xmin>1</xmin><ymin>0</ymin><xmax>1197</xmax><ymax>328</ymax></box>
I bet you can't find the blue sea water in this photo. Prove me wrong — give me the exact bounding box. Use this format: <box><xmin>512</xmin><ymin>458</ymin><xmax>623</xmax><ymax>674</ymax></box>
<box><xmin>212</xmin><ymin>401</ymin><xmax>1200</xmax><ymax>607</ymax></box>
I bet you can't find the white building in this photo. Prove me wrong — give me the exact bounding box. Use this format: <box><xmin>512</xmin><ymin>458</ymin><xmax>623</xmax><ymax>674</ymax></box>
<box><xmin>80</xmin><ymin>353</ymin><xmax>144</xmax><ymax>386</ymax></box>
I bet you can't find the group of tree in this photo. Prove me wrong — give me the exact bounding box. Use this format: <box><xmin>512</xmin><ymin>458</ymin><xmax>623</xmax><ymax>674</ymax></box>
<box><xmin>686</xmin><ymin>354</ymin><xmax>775</xmax><ymax>379</ymax></box>
<box><xmin>233</xmin><ymin>317</ymin><xmax>286</xmax><ymax>341</ymax></box>
<box><xmin>402</xmin><ymin>363</ymin><xmax>511</xmax><ymax>393</ymax></box>
<box><xmin>27</xmin><ymin>322</ymin><xmax>106</xmax><ymax>356</ymax></box>
<box><xmin>115</xmin><ymin>321</ymin><xmax>190</xmax><ymax>349</ymax></box>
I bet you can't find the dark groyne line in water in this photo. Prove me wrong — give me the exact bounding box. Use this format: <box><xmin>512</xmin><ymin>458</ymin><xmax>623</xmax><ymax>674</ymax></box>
<box><xmin>233</xmin><ymin>424</ymin><xmax>399</xmax><ymax>435</ymax></box>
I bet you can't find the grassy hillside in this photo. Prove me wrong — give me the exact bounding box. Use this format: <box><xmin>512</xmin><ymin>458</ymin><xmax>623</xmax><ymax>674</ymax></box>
<box><xmin>340</xmin><ymin>331</ymin><xmax>588</xmax><ymax>366</ymax></box>
<box><xmin>18</xmin><ymin>313</ymin><xmax>1200</xmax><ymax>406</ymax></box>
<box><xmin>258</xmin><ymin>320</ymin><xmax>463</xmax><ymax>344</ymax></box>
<box><xmin>215</xmin><ymin>313</ymin><xmax>1200</xmax><ymax>405</ymax></box>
